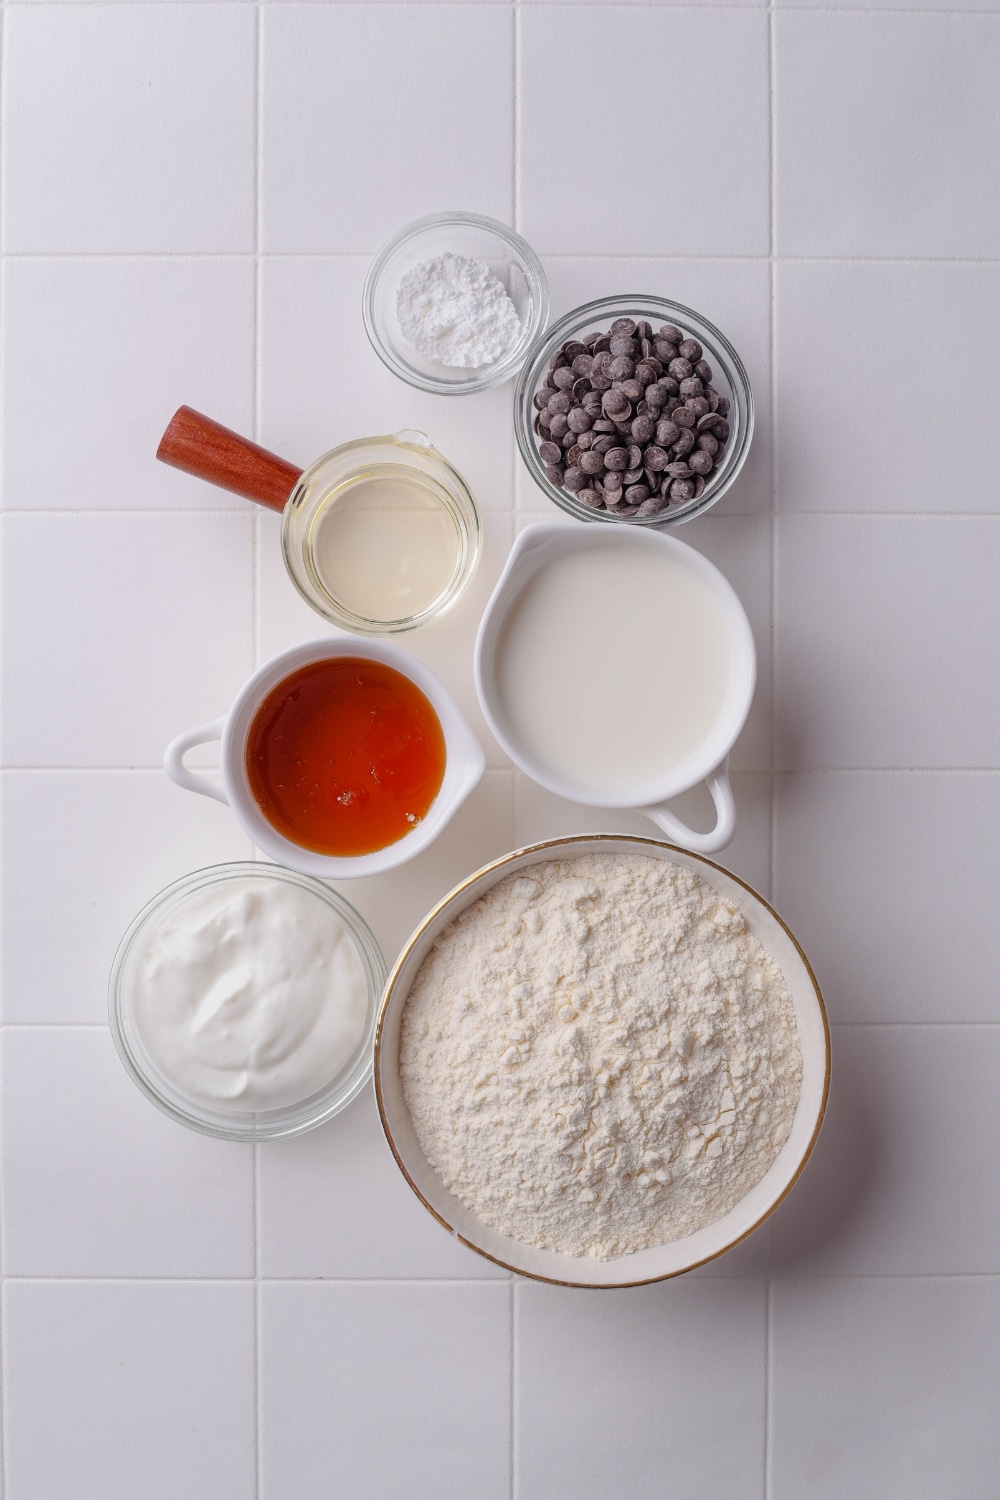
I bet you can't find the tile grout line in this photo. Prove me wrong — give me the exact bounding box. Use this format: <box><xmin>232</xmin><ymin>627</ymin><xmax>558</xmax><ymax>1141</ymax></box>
<box><xmin>0</xmin><ymin>8</ymin><xmax>6</xmax><ymax>1496</ymax></box>
<box><xmin>4</xmin><ymin>251</ymin><xmax>1000</xmax><ymax>265</ymax></box>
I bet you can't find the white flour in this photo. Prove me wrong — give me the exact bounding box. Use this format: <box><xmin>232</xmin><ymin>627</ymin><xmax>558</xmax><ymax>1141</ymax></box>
<box><xmin>396</xmin><ymin>253</ymin><xmax>521</xmax><ymax>368</ymax></box>
<box><xmin>400</xmin><ymin>854</ymin><xmax>802</xmax><ymax>1260</ymax></box>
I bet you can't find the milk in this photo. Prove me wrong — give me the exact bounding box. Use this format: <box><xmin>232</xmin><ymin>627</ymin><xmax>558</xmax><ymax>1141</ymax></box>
<box><xmin>494</xmin><ymin>543</ymin><xmax>735</xmax><ymax>798</ymax></box>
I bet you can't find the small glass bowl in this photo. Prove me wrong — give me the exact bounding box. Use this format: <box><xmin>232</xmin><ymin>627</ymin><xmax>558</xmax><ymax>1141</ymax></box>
<box><xmin>281</xmin><ymin>429</ymin><xmax>481</xmax><ymax>634</ymax></box>
<box><xmin>514</xmin><ymin>295</ymin><xmax>754</xmax><ymax>527</ymax></box>
<box><xmin>109</xmin><ymin>862</ymin><xmax>387</xmax><ymax>1142</ymax></box>
<box><xmin>363</xmin><ymin>212</ymin><xmax>549</xmax><ymax>395</ymax></box>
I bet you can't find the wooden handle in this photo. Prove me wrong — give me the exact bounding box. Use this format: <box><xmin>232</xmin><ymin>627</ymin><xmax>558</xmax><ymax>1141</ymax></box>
<box><xmin>156</xmin><ymin>406</ymin><xmax>303</xmax><ymax>513</ymax></box>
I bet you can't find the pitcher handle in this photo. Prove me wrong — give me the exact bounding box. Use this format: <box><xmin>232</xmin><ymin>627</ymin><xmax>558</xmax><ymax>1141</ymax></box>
<box><xmin>163</xmin><ymin>718</ymin><xmax>229</xmax><ymax>805</ymax></box>
<box><xmin>642</xmin><ymin>758</ymin><xmax>736</xmax><ymax>854</ymax></box>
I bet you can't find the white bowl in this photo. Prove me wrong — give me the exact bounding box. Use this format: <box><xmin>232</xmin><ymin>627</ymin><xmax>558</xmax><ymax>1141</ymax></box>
<box><xmin>474</xmin><ymin>523</ymin><xmax>756</xmax><ymax>854</ymax></box>
<box><xmin>163</xmin><ymin>638</ymin><xmax>485</xmax><ymax>879</ymax></box>
<box><xmin>375</xmin><ymin>835</ymin><xmax>829</xmax><ymax>1287</ymax></box>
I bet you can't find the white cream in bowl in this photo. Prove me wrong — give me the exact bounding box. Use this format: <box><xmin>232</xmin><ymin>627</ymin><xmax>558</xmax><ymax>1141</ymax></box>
<box><xmin>130</xmin><ymin>876</ymin><xmax>369</xmax><ymax>1111</ymax></box>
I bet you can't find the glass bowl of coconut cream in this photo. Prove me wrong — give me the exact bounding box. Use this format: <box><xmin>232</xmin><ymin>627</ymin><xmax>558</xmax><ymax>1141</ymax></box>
<box><xmin>109</xmin><ymin>862</ymin><xmax>387</xmax><ymax>1141</ymax></box>
<box><xmin>363</xmin><ymin>212</ymin><xmax>549</xmax><ymax>395</ymax></box>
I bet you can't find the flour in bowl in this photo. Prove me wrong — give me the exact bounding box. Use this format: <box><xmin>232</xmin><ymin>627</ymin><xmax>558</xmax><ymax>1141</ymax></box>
<box><xmin>396</xmin><ymin>253</ymin><xmax>520</xmax><ymax>368</ymax></box>
<box><xmin>400</xmin><ymin>853</ymin><xmax>802</xmax><ymax>1260</ymax></box>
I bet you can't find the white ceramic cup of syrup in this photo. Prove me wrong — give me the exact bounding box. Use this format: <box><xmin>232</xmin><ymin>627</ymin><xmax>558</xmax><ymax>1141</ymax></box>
<box><xmin>474</xmin><ymin>523</ymin><xmax>756</xmax><ymax>854</ymax></box>
<box><xmin>164</xmin><ymin>638</ymin><xmax>485</xmax><ymax>879</ymax></box>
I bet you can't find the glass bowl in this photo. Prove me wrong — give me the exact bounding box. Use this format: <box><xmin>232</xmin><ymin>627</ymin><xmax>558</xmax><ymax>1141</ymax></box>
<box><xmin>514</xmin><ymin>295</ymin><xmax>754</xmax><ymax>527</ymax></box>
<box><xmin>281</xmin><ymin>429</ymin><xmax>481</xmax><ymax>634</ymax></box>
<box><xmin>363</xmin><ymin>212</ymin><xmax>549</xmax><ymax>395</ymax></box>
<box><xmin>109</xmin><ymin>862</ymin><xmax>387</xmax><ymax>1142</ymax></box>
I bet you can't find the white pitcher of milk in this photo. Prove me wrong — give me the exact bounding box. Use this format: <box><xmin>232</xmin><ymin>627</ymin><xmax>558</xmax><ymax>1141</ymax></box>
<box><xmin>474</xmin><ymin>523</ymin><xmax>755</xmax><ymax>854</ymax></box>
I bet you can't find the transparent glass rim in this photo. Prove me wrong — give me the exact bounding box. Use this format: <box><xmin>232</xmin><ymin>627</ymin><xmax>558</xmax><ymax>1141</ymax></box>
<box><xmin>109</xmin><ymin>861</ymin><xmax>388</xmax><ymax>1142</ymax></box>
<box><xmin>513</xmin><ymin>294</ymin><xmax>754</xmax><ymax>528</ymax></box>
<box><xmin>363</xmin><ymin>211</ymin><xmax>550</xmax><ymax>395</ymax></box>
<box><xmin>280</xmin><ymin>432</ymin><xmax>483</xmax><ymax>635</ymax></box>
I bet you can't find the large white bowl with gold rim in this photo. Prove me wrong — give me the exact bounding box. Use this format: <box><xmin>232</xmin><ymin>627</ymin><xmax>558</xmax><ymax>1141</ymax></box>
<box><xmin>375</xmin><ymin>835</ymin><xmax>829</xmax><ymax>1288</ymax></box>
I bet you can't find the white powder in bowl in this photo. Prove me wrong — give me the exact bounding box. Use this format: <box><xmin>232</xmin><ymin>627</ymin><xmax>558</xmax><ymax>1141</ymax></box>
<box><xmin>396</xmin><ymin>252</ymin><xmax>521</xmax><ymax>369</ymax></box>
<box><xmin>400</xmin><ymin>854</ymin><xmax>802</xmax><ymax>1261</ymax></box>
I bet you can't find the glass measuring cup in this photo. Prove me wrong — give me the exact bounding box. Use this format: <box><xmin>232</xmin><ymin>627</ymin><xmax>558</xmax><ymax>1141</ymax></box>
<box><xmin>157</xmin><ymin>408</ymin><xmax>481</xmax><ymax>635</ymax></box>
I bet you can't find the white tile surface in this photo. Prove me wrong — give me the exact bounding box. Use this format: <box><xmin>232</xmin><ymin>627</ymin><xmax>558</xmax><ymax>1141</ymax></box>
<box><xmin>771</xmin><ymin>1278</ymin><xmax>1000</xmax><ymax>1500</ymax></box>
<box><xmin>2</xmin><ymin>258</ymin><xmax>256</xmax><ymax>511</ymax></box>
<box><xmin>774</xmin><ymin>772</ymin><xmax>1000</xmax><ymax>1023</ymax></box>
<box><xmin>770</xmin><ymin>1026</ymin><xmax>1000</xmax><ymax>1276</ymax></box>
<box><xmin>259</xmin><ymin>1281</ymin><xmax>511</xmax><ymax>1500</ymax></box>
<box><xmin>775</xmin><ymin>516</ymin><xmax>1000</xmax><ymax>769</ymax></box>
<box><xmin>3</xmin><ymin>5</ymin><xmax>256</xmax><ymax>252</ymax></box>
<box><xmin>528</xmin><ymin>258</ymin><xmax>773</xmax><ymax>516</ymax></box>
<box><xmin>513</xmin><ymin>771</ymin><xmax>774</xmax><ymax>901</ymax></box>
<box><xmin>1</xmin><ymin>770</ymin><xmax>253</xmax><ymax>1024</ymax></box>
<box><xmin>519</xmin><ymin>8</ymin><xmax>770</xmax><ymax>257</ymax></box>
<box><xmin>775</xmin><ymin>12</ymin><xmax>1000</xmax><ymax>259</ymax></box>
<box><xmin>332</xmin><ymin>768</ymin><xmax>515</xmax><ymax>966</ymax></box>
<box><xmin>261</xmin><ymin>5</ymin><xmax>514</xmax><ymax>253</ymax></box>
<box><xmin>4</xmin><ymin>1281</ymin><xmax>255</xmax><ymax>1500</ymax></box>
<box><xmin>259</xmin><ymin>256</ymin><xmax>515</xmax><ymax>511</ymax></box>
<box><xmin>776</xmin><ymin>261</ymin><xmax>1000</xmax><ymax>515</ymax></box>
<box><xmin>2</xmin><ymin>0</ymin><xmax>999</xmax><ymax>1489</ymax></box>
<box><xmin>256</xmin><ymin>504</ymin><xmax>516</xmax><ymax>770</ymax></box>
<box><xmin>1</xmin><ymin>513</ymin><xmax>254</xmax><ymax>767</ymax></box>
<box><xmin>516</xmin><ymin>1279</ymin><xmax>766</xmax><ymax>1500</ymax></box>
<box><xmin>258</xmin><ymin>1084</ymin><xmax>506</xmax><ymax>1279</ymax></box>
<box><xmin>2</xmin><ymin>1028</ymin><xmax>254</xmax><ymax>1277</ymax></box>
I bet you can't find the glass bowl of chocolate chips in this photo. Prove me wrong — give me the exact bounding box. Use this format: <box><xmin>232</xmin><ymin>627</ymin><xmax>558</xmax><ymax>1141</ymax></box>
<box><xmin>514</xmin><ymin>295</ymin><xmax>753</xmax><ymax>525</ymax></box>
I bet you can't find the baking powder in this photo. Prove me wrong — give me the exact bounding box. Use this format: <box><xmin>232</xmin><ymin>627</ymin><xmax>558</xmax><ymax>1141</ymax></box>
<box><xmin>400</xmin><ymin>854</ymin><xmax>802</xmax><ymax>1260</ymax></box>
<box><xmin>396</xmin><ymin>252</ymin><xmax>521</xmax><ymax>369</ymax></box>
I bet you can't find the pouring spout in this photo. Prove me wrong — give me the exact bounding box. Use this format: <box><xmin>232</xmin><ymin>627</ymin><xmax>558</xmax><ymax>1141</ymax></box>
<box><xmin>156</xmin><ymin>406</ymin><xmax>303</xmax><ymax>513</ymax></box>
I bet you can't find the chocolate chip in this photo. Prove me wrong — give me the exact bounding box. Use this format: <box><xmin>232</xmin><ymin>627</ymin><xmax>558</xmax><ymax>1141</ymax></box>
<box><xmin>621</xmin><ymin>379</ymin><xmax>644</xmax><ymax>403</ymax></box>
<box><xmin>627</xmin><ymin>444</ymin><xmax>643</xmax><ymax>468</ymax></box>
<box><xmin>625</xmin><ymin>484</ymin><xmax>650</xmax><ymax>505</ymax></box>
<box><xmin>610</xmin><ymin>317</ymin><xmax>637</xmax><ymax>336</ymax></box>
<box><xmin>687</xmin><ymin>396</ymin><xmax>711</xmax><ymax>417</ymax></box>
<box><xmin>576</xmin><ymin>488</ymin><xmax>602</xmax><ymax>508</ymax></box>
<box><xmin>659</xmin><ymin>324</ymin><xmax>684</xmax><ymax>342</ymax></box>
<box><xmin>673</xmin><ymin>406</ymin><xmax>696</xmax><ymax>430</ymax></box>
<box><xmin>623</xmin><ymin>467</ymin><xmax>644</xmax><ymax>486</ymax></box>
<box><xmin>592</xmin><ymin>421</ymin><xmax>617</xmax><ymax>436</ymax></box>
<box><xmin>567</xmin><ymin>407</ymin><xmax>592</xmax><ymax>433</ymax></box>
<box><xmin>689</xmin><ymin>450</ymin><xmax>713</xmax><ymax>475</ymax></box>
<box><xmin>551</xmin><ymin>366</ymin><xmax>576</xmax><ymax>390</ymax></box>
<box><xmin>673</xmin><ymin>429</ymin><xmax>696</xmax><ymax>456</ymax></box>
<box><xmin>603</xmin><ymin>469</ymin><xmax>623</xmax><ymax>492</ymax></box>
<box><xmin>637</xmin><ymin>495</ymin><xmax>669</xmax><ymax>516</ymax></box>
<box><xmin>608</xmin><ymin>356</ymin><xmax>634</xmax><ymax>381</ymax></box>
<box><xmin>563</xmin><ymin>341</ymin><xmax>588</xmax><ymax>361</ymax></box>
<box><xmin>644</xmin><ymin>445</ymin><xmax>669</xmax><ymax>472</ymax></box>
<box><xmin>533</xmin><ymin>390</ymin><xmax>552</xmax><ymax>412</ymax></box>
<box><xmin>549</xmin><ymin>351</ymin><xmax>569</xmax><ymax>371</ymax></box>
<box><xmin>693</xmin><ymin>475</ymin><xmax>706</xmax><ymax>498</ymax></box>
<box><xmin>609</xmin><ymin>335</ymin><xmax>637</xmax><ymax>358</ymax></box>
<box><xmin>548</xmin><ymin>391</ymin><xmax>572</xmax><ymax>415</ymax></box>
<box><xmin>563</xmin><ymin>467</ymin><xmax>585</xmax><ymax>491</ymax></box>
<box><xmin>666</xmin><ymin>461</ymin><xmax>693</xmax><ymax>479</ymax></box>
<box><xmin>714</xmin><ymin>419</ymin><xmax>730</xmax><ymax>444</ymax></box>
<box><xmin>548</xmin><ymin>413</ymin><xmax>569</xmax><ymax>438</ymax></box>
<box><xmin>655</xmin><ymin>419</ymin><xmax>680</xmax><ymax>447</ymax></box>
<box><xmin>678</xmin><ymin>339</ymin><xmax>702</xmax><ymax>362</ymax></box>
<box><xmin>695</xmin><ymin>360</ymin><xmax>713</xmax><ymax>383</ymax></box>
<box><xmin>668</xmin><ymin>358</ymin><xmax>693</xmax><ymax>381</ymax></box>
<box><xmin>538</xmin><ymin>440</ymin><xmax>562</xmax><ymax>465</ymax></box>
<box><xmin>679</xmin><ymin>377</ymin><xmax>704</xmax><ymax>399</ymax></box>
<box><xmin>697</xmin><ymin>433</ymin><xmax>719</xmax><ymax>457</ymax></box>
<box><xmin>717</xmin><ymin>396</ymin><xmax>731</xmax><ymax>417</ymax></box>
<box><xmin>670</xmin><ymin>478</ymin><xmax>696</xmax><ymax>502</ymax></box>
<box><xmin>579</xmin><ymin>450</ymin><xmax>605</xmax><ymax>475</ymax></box>
<box><xmin>544</xmin><ymin>464</ymin><xmax>564</xmax><ymax>486</ymax></box>
<box><xmin>604</xmin><ymin>447</ymin><xmax>629</xmax><ymax>470</ymax></box>
<box><xmin>654</xmin><ymin>339</ymin><xmax>679</xmax><ymax>362</ymax></box>
<box><xmin>631</xmin><ymin>414</ymin><xmax>655</xmax><ymax>442</ymax></box>
<box><xmin>602</xmin><ymin>390</ymin><xmax>630</xmax><ymax>418</ymax></box>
